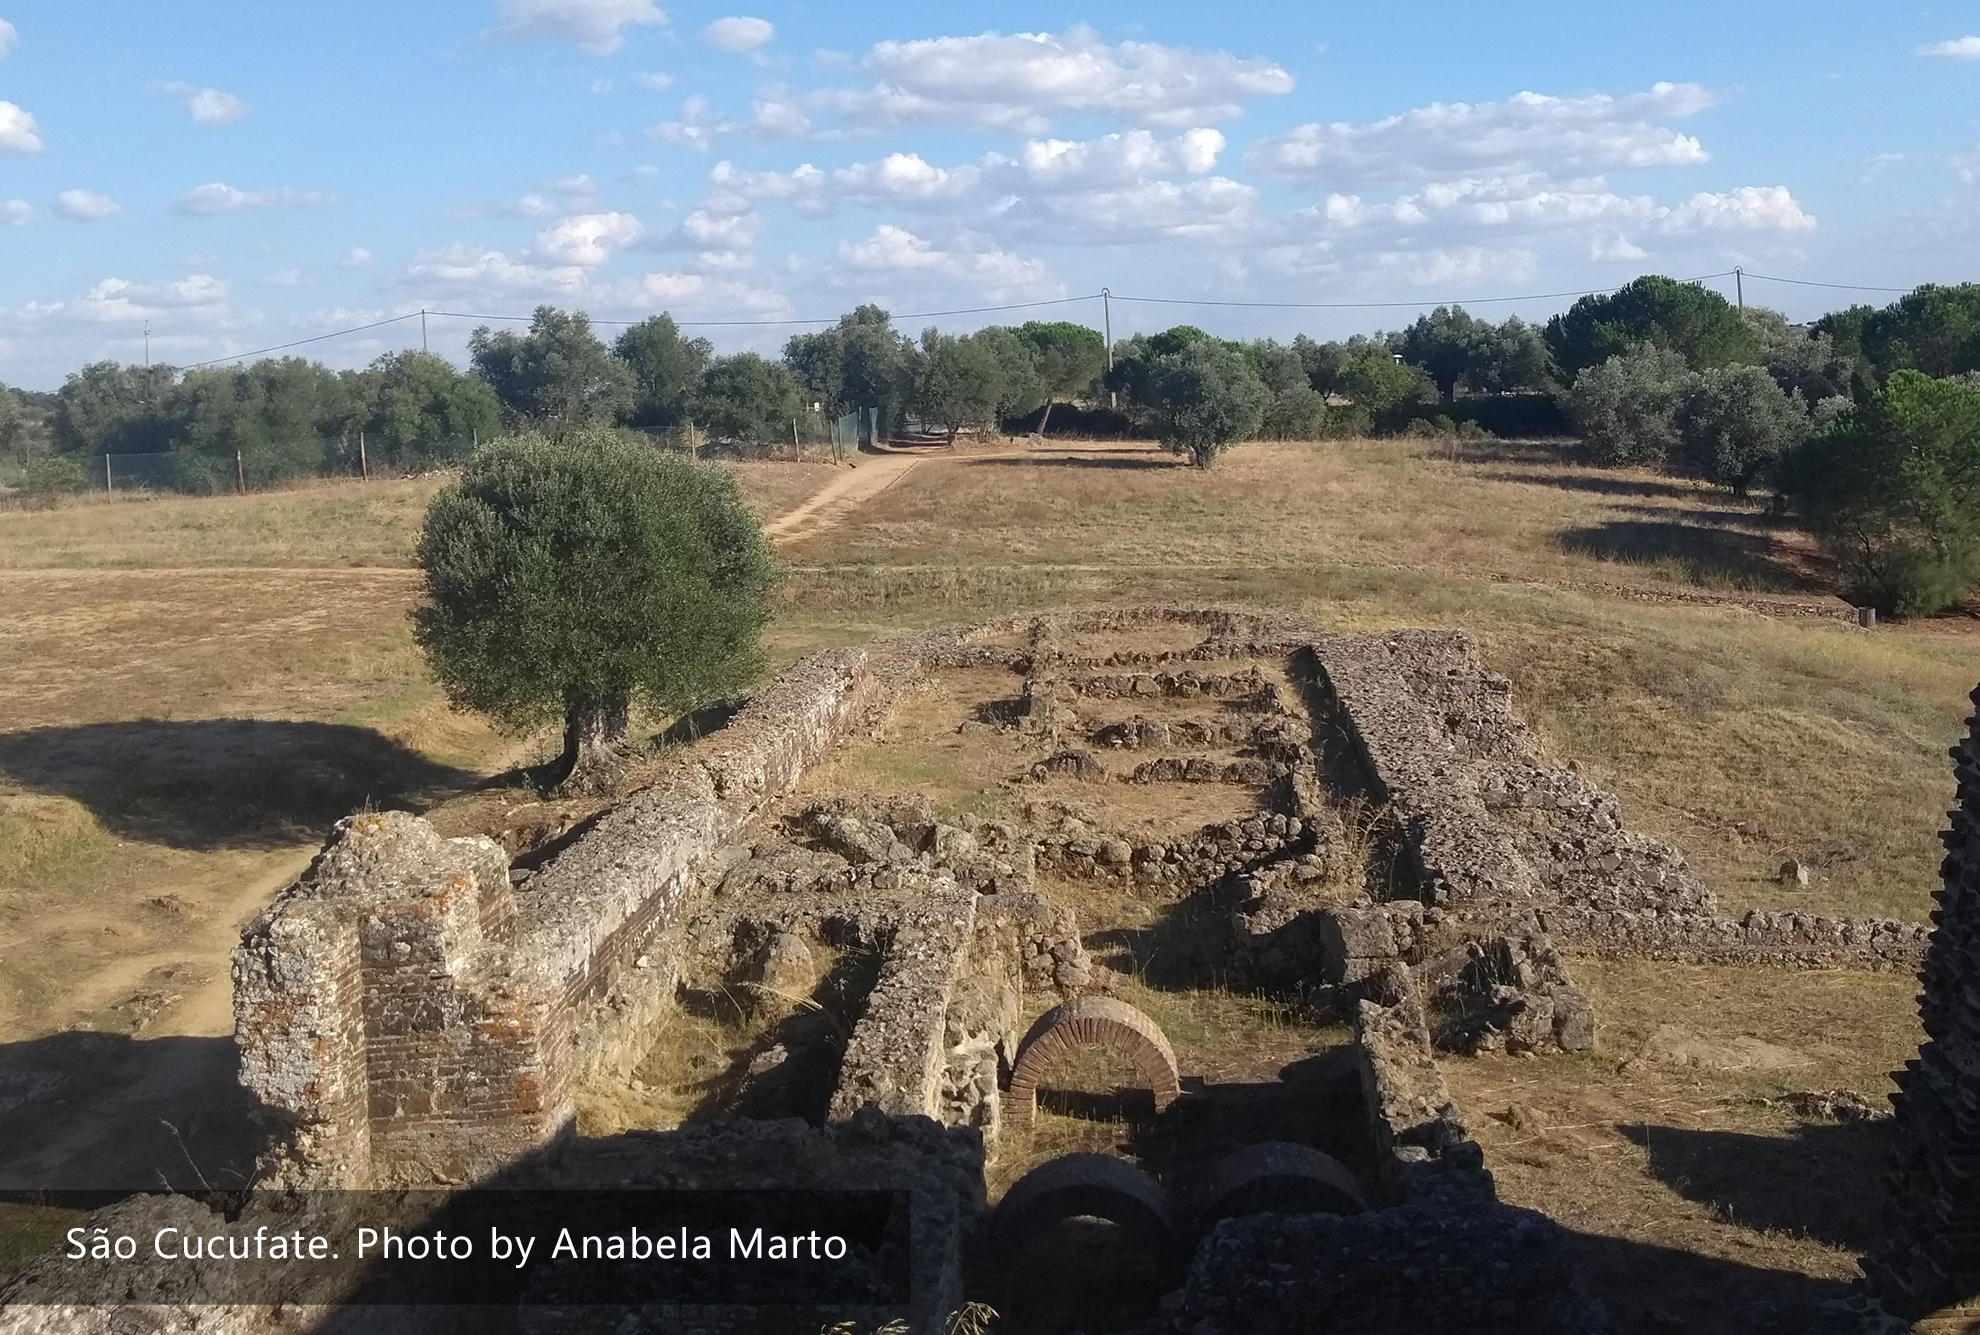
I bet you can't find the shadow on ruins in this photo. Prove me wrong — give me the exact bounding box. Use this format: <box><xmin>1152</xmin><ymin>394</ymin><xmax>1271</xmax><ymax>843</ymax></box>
<box><xmin>0</xmin><ymin>719</ymin><xmax>471</xmax><ymax>851</ymax></box>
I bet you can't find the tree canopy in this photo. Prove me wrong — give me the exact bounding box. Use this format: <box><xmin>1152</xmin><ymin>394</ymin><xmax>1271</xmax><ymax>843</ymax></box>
<box><xmin>1144</xmin><ymin>339</ymin><xmax>1268</xmax><ymax>467</ymax></box>
<box><xmin>468</xmin><ymin>306</ymin><xmax>635</xmax><ymax>435</ymax></box>
<box><xmin>614</xmin><ymin>314</ymin><xmax>713</xmax><ymax>432</ymax></box>
<box><xmin>1546</xmin><ymin>276</ymin><xmax>1759</xmax><ymax>379</ymax></box>
<box><xmin>413</xmin><ymin>429</ymin><xmax>777</xmax><ymax>791</ymax></box>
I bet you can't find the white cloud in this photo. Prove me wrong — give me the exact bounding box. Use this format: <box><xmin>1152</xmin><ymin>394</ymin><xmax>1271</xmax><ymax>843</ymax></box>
<box><xmin>1589</xmin><ymin>232</ymin><xmax>1649</xmax><ymax>262</ymax></box>
<box><xmin>597</xmin><ymin>271</ymin><xmax>792</xmax><ymax>318</ymax></box>
<box><xmin>0</xmin><ymin>19</ymin><xmax>16</xmax><ymax>60</ymax></box>
<box><xmin>1956</xmin><ymin>144</ymin><xmax>1980</xmax><ymax>185</ymax></box>
<box><xmin>1918</xmin><ymin>36</ymin><xmax>1980</xmax><ymax>59</ymax></box>
<box><xmin>676</xmin><ymin>207</ymin><xmax>762</xmax><ymax>248</ymax></box>
<box><xmin>402</xmin><ymin>244</ymin><xmax>589</xmax><ymax>298</ymax></box>
<box><xmin>54</xmin><ymin>189</ymin><xmax>119</xmax><ymax>220</ymax></box>
<box><xmin>489</xmin><ymin>0</ymin><xmax>667</xmax><ymax>55</ymax></box>
<box><xmin>820</xmin><ymin>25</ymin><xmax>1293</xmax><ymax>134</ymax></box>
<box><xmin>157</xmin><ymin>82</ymin><xmax>248</xmax><ymax>125</ymax></box>
<box><xmin>0</xmin><ymin>198</ymin><xmax>31</xmax><ymax>225</ymax></box>
<box><xmin>1659</xmin><ymin>185</ymin><xmax>1815</xmax><ymax>233</ymax></box>
<box><xmin>175</xmin><ymin>182</ymin><xmax>336</xmax><ymax>215</ymax></box>
<box><xmin>261</xmin><ymin>267</ymin><xmax>312</xmax><ymax>288</ymax></box>
<box><xmin>649</xmin><ymin>91</ymin><xmax>810</xmax><ymax>148</ymax></box>
<box><xmin>704</xmin><ymin>16</ymin><xmax>773</xmax><ymax>54</ymax></box>
<box><xmin>835</xmin><ymin>224</ymin><xmax>1059</xmax><ymax>300</ymax></box>
<box><xmin>77</xmin><ymin>274</ymin><xmax>231</xmax><ymax>323</ymax></box>
<box><xmin>1250</xmin><ymin>82</ymin><xmax>1713</xmax><ymax>183</ymax></box>
<box><xmin>340</xmin><ymin>247</ymin><xmax>373</xmax><ymax>268</ymax></box>
<box><xmin>1370</xmin><ymin>246</ymin><xmax>1539</xmax><ymax>287</ymax></box>
<box><xmin>0</xmin><ymin>100</ymin><xmax>42</xmax><ymax>152</ymax></box>
<box><xmin>633</xmin><ymin>71</ymin><xmax>675</xmax><ymax>91</ymax></box>
<box><xmin>530</xmin><ymin>211</ymin><xmax>644</xmax><ymax>265</ymax></box>
<box><xmin>1016</xmin><ymin>128</ymin><xmax>1226</xmax><ymax>185</ymax></box>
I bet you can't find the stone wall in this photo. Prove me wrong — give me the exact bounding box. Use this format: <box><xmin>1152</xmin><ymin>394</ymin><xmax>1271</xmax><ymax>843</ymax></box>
<box><xmin>233</xmin><ymin>645</ymin><xmax>907</xmax><ymax>1189</ymax></box>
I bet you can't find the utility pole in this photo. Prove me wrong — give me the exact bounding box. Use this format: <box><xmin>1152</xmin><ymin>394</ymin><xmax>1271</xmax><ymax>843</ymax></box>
<box><xmin>421</xmin><ymin>309</ymin><xmax>428</xmax><ymax>353</ymax></box>
<box><xmin>1102</xmin><ymin>287</ymin><xmax>1116</xmax><ymax>410</ymax></box>
<box><xmin>143</xmin><ymin>320</ymin><xmax>150</xmax><ymax>372</ymax></box>
<box><xmin>1734</xmin><ymin>267</ymin><xmax>1744</xmax><ymax>311</ymax></box>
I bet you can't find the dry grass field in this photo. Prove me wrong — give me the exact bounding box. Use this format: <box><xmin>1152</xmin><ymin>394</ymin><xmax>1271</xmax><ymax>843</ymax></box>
<box><xmin>1</xmin><ymin>432</ymin><xmax>1973</xmax><ymax>1316</ymax></box>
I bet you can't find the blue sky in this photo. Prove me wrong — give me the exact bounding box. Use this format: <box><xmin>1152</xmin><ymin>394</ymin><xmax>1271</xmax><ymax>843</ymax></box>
<box><xmin>0</xmin><ymin>0</ymin><xmax>1976</xmax><ymax>389</ymax></box>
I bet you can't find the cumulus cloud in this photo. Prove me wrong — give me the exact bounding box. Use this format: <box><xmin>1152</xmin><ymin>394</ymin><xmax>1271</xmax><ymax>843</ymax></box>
<box><xmin>175</xmin><ymin>183</ymin><xmax>336</xmax><ymax>215</ymax></box>
<box><xmin>402</xmin><ymin>244</ymin><xmax>589</xmax><ymax>298</ymax></box>
<box><xmin>704</xmin><ymin>128</ymin><xmax>1237</xmax><ymax>227</ymax></box>
<box><xmin>530</xmin><ymin>211</ymin><xmax>644</xmax><ymax>265</ymax></box>
<box><xmin>0</xmin><ymin>18</ymin><xmax>16</xmax><ymax>60</ymax></box>
<box><xmin>649</xmin><ymin>91</ymin><xmax>810</xmax><ymax>149</ymax></box>
<box><xmin>0</xmin><ymin>100</ymin><xmax>42</xmax><ymax>152</ymax></box>
<box><xmin>54</xmin><ymin>189</ymin><xmax>119</xmax><ymax>220</ymax></box>
<box><xmin>1658</xmin><ymin>185</ymin><xmax>1815</xmax><ymax>233</ymax></box>
<box><xmin>0</xmin><ymin>198</ymin><xmax>31</xmax><ymax>225</ymax></box>
<box><xmin>703</xmin><ymin>16</ymin><xmax>773</xmax><ymax>54</ymax></box>
<box><xmin>835</xmin><ymin>224</ymin><xmax>1059</xmax><ymax>299</ymax></box>
<box><xmin>489</xmin><ymin>0</ymin><xmax>667</xmax><ymax>55</ymax></box>
<box><xmin>633</xmin><ymin>71</ymin><xmax>675</xmax><ymax>90</ymax></box>
<box><xmin>817</xmin><ymin>25</ymin><xmax>1293</xmax><ymax>134</ymax></box>
<box><xmin>77</xmin><ymin>274</ymin><xmax>230</xmax><ymax>322</ymax></box>
<box><xmin>340</xmin><ymin>247</ymin><xmax>373</xmax><ymax>268</ymax></box>
<box><xmin>1958</xmin><ymin>143</ymin><xmax>1980</xmax><ymax>185</ymax></box>
<box><xmin>1918</xmin><ymin>36</ymin><xmax>1980</xmax><ymax>59</ymax></box>
<box><xmin>1249</xmin><ymin>82</ymin><xmax>1713</xmax><ymax>183</ymax></box>
<box><xmin>596</xmin><ymin>271</ymin><xmax>791</xmax><ymax>318</ymax></box>
<box><xmin>157</xmin><ymin>82</ymin><xmax>248</xmax><ymax>125</ymax></box>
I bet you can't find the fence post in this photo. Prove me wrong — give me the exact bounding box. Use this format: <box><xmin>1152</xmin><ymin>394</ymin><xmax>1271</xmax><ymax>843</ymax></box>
<box><xmin>359</xmin><ymin>431</ymin><xmax>369</xmax><ymax>481</ymax></box>
<box><xmin>792</xmin><ymin>416</ymin><xmax>801</xmax><ymax>461</ymax></box>
<box><xmin>104</xmin><ymin>454</ymin><xmax>112</xmax><ymax>494</ymax></box>
<box><xmin>236</xmin><ymin>450</ymin><xmax>247</xmax><ymax>496</ymax></box>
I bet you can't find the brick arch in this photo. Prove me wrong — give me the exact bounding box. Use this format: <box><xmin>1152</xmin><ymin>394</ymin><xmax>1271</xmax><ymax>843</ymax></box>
<box><xmin>1198</xmin><ymin>1141</ymin><xmax>1366</xmax><ymax>1228</ymax></box>
<box><xmin>1003</xmin><ymin>996</ymin><xmax>1181</xmax><ymax>1132</ymax></box>
<box><xmin>990</xmin><ymin>1152</ymin><xmax>1183</xmax><ymax>1273</ymax></box>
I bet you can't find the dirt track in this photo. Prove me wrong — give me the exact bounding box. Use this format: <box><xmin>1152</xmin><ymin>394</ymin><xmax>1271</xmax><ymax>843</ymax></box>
<box><xmin>762</xmin><ymin>448</ymin><xmax>924</xmax><ymax>545</ymax></box>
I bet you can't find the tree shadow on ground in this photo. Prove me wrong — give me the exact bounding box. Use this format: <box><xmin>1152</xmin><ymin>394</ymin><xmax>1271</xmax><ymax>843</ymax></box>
<box><xmin>1468</xmin><ymin>464</ymin><xmax>1708</xmax><ymax>501</ymax></box>
<box><xmin>0</xmin><ymin>719</ymin><xmax>472</xmax><ymax>851</ymax></box>
<box><xmin>0</xmin><ymin>1031</ymin><xmax>255</xmax><ymax>1196</ymax></box>
<box><xmin>1557</xmin><ymin>521</ymin><xmax>1824</xmax><ymax>593</ymax></box>
<box><xmin>962</xmin><ymin>452</ymin><xmax>1178</xmax><ymax>472</ymax></box>
<box><xmin>1621</xmin><ymin>1118</ymin><xmax>1893</xmax><ymax>1254</ymax></box>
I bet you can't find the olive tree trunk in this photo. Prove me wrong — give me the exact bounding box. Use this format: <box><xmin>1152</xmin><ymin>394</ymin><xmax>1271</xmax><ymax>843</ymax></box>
<box><xmin>555</xmin><ymin>689</ymin><xmax>631</xmax><ymax>795</ymax></box>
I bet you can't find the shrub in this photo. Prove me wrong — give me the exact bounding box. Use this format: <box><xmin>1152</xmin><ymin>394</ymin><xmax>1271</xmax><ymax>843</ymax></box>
<box><xmin>1567</xmin><ymin>344</ymin><xmax>1694</xmax><ymax>465</ymax></box>
<box><xmin>23</xmin><ymin>454</ymin><xmax>87</xmax><ymax>498</ymax></box>
<box><xmin>692</xmin><ymin>353</ymin><xmax>805</xmax><ymax>442</ymax></box>
<box><xmin>1145</xmin><ymin>341</ymin><xmax>1269</xmax><ymax>467</ymax></box>
<box><xmin>413</xmin><ymin>430</ymin><xmax>777</xmax><ymax>792</ymax></box>
<box><xmin>1788</xmin><ymin>370</ymin><xmax>1980</xmax><ymax>615</ymax></box>
<box><xmin>1675</xmin><ymin>364</ymin><xmax>1809</xmax><ymax>495</ymax></box>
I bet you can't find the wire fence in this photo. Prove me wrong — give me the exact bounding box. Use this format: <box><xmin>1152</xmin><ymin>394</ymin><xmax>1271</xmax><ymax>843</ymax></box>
<box><xmin>91</xmin><ymin>434</ymin><xmax>485</xmax><ymax>494</ymax></box>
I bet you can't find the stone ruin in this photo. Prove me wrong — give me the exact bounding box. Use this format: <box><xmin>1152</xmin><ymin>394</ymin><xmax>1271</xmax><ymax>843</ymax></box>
<box><xmin>0</xmin><ymin>605</ymin><xmax>1940</xmax><ymax>1333</ymax></box>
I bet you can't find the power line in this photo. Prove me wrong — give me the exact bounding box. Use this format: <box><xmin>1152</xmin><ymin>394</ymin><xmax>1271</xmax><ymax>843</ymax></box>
<box><xmin>1739</xmin><ymin>271</ymin><xmax>1923</xmax><ymax>295</ymax></box>
<box><xmin>179</xmin><ymin>313</ymin><xmax>421</xmax><ymax>370</ymax></box>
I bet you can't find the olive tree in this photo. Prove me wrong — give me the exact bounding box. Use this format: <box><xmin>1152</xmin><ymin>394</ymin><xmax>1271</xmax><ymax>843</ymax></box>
<box><xmin>1145</xmin><ymin>340</ymin><xmax>1268</xmax><ymax>467</ymax></box>
<box><xmin>1567</xmin><ymin>344</ymin><xmax>1694</xmax><ymax>466</ymax></box>
<box><xmin>1675</xmin><ymin>364</ymin><xmax>1809</xmax><ymax>496</ymax></box>
<box><xmin>913</xmin><ymin>332</ymin><xmax>1004</xmax><ymax>444</ymax></box>
<box><xmin>413</xmin><ymin>430</ymin><xmax>777</xmax><ymax>793</ymax></box>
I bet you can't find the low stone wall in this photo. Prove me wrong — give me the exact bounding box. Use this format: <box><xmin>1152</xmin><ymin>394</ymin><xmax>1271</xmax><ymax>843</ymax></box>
<box><xmin>233</xmin><ymin>645</ymin><xmax>908</xmax><ymax>1189</ymax></box>
<box><xmin>1348</xmin><ymin>965</ymin><xmax>1492</xmax><ymax>1206</ymax></box>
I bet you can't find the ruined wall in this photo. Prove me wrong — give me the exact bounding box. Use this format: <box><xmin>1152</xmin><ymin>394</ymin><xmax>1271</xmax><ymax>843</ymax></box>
<box><xmin>234</xmin><ymin>645</ymin><xmax>912</xmax><ymax>1189</ymax></box>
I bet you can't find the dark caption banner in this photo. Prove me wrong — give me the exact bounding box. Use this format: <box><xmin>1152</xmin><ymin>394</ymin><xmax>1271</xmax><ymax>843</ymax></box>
<box><xmin>1</xmin><ymin>1189</ymin><xmax>912</xmax><ymax>1308</ymax></box>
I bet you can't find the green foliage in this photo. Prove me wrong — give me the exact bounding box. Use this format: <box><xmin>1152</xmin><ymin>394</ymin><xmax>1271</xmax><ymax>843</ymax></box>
<box><xmin>1675</xmin><ymin>363</ymin><xmax>1809</xmax><ymax>495</ymax></box>
<box><xmin>1789</xmin><ymin>370</ymin><xmax>1980</xmax><ymax>615</ymax></box>
<box><xmin>1244</xmin><ymin>340</ymin><xmax>1330</xmax><ymax>439</ymax></box>
<box><xmin>615</xmin><ymin>314</ymin><xmax>713</xmax><ymax>432</ymax></box>
<box><xmin>413</xmin><ymin>430</ymin><xmax>777</xmax><ymax>779</ymax></box>
<box><xmin>169</xmin><ymin>358</ymin><xmax>364</xmax><ymax>486</ymax></box>
<box><xmin>1014</xmin><ymin>320</ymin><xmax>1105</xmax><ymax>423</ymax></box>
<box><xmin>692</xmin><ymin>353</ymin><xmax>805</xmax><ymax>442</ymax></box>
<box><xmin>363</xmin><ymin>351</ymin><xmax>504</xmax><ymax>469</ymax></box>
<box><xmin>52</xmin><ymin>361</ymin><xmax>177</xmax><ymax>455</ymax></box>
<box><xmin>783</xmin><ymin>304</ymin><xmax>909</xmax><ymax>418</ymax></box>
<box><xmin>969</xmin><ymin>326</ymin><xmax>1045</xmax><ymax>421</ymax></box>
<box><xmin>1743</xmin><ymin>308</ymin><xmax>1857</xmax><ymax>403</ymax></box>
<box><xmin>1335</xmin><ymin>344</ymin><xmax>1431</xmax><ymax>430</ymax></box>
<box><xmin>1567</xmin><ymin>344</ymin><xmax>1694</xmax><ymax>465</ymax></box>
<box><xmin>1398</xmin><ymin>307</ymin><xmax>1557</xmax><ymax>400</ymax></box>
<box><xmin>1545</xmin><ymin>275</ymin><xmax>1759</xmax><ymax>379</ymax></box>
<box><xmin>913</xmin><ymin>333</ymin><xmax>1005</xmax><ymax>441</ymax></box>
<box><xmin>23</xmin><ymin>454</ymin><xmax>87</xmax><ymax>497</ymax></box>
<box><xmin>1145</xmin><ymin>340</ymin><xmax>1268</xmax><ymax>466</ymax></box>
<box><xmin>468</xmin><ymin>307</ymin><xmax>635</xmax><ymax>434</ymax></box>
<box><xmin>1857</xmin><ymin>283</ymin><xmax>1980</xmax><ymax>380</ymax></box>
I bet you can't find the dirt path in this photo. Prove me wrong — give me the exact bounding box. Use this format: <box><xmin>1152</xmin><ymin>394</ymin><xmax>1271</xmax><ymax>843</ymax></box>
<box><xmin>763</xmin><ymin>449</ymin><xmax>924</xmax><ymax>545</ymax></box>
